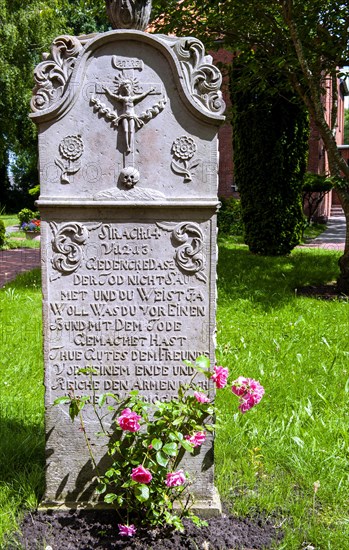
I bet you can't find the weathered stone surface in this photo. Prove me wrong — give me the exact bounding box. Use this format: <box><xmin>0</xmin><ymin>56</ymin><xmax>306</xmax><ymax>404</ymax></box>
<box><xmin>32</xmin><ymin>29</ymin><xmax>224</xmax><ymax>511</ymax></box>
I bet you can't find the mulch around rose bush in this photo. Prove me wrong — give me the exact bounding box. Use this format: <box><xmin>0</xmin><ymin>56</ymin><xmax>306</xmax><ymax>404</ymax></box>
<box><xmin>10</xmin><ymin>509</ymin><xmax>284</xmax><ymax>549</ymax></box>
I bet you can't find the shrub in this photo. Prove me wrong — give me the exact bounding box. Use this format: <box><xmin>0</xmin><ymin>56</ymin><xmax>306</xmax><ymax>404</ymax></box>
<box><xmin>218</xmin><ymin>197</ymin><xmax>244</xmax><ymax>235</ymax></box>
<box><xmin>231</xmin><ymin>62</ymin><xmax>308</xmax><ymax>256</ymax></box>
<box><xmin>302</xmin><ymin>173</ymin><xmax>333</xmax><ymax>224</ymax></box>
<box><xmin>0</xmin><ymin>220</ymin><xmax>5</xmax><ymax>247</ymax></box>
<box><xmin>17</xmin><ymin>208</ymin><xmax>40</xmax><ymax>225</ymax></box>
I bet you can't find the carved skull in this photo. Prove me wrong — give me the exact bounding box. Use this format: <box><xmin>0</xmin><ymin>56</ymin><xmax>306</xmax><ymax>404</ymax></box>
<box><xmin>119</xmin><ymin>167</ymin><xmax>140</xmax><ymax>189</ymax></box>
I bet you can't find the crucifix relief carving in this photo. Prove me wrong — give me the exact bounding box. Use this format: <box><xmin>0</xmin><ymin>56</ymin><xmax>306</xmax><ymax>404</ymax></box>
<box><xmin>104</xmin><ymin>76</ymin><xmax>155</xmax><ymax>154</ymax></box>
<box><xmin>90</xmin><ymin>56</ymin><xmax>167</xmax><ymax>187</ymax></box>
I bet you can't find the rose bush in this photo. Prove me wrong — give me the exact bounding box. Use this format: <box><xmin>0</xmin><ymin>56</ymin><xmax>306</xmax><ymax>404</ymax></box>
<box><xmin>55</xmin><ymin>356</ymin><xmax>264</xmax><ymax>536</ymax></box>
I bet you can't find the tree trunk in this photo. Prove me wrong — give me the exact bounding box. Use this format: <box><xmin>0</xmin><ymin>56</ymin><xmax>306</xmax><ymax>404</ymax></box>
<box><xmin>336</xmin><ymin>188</ymin><xmax>349</xmax><ymax>293</ymax></box>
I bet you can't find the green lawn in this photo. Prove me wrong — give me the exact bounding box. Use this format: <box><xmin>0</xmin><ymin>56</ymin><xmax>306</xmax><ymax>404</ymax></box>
<box><xmin>215</xmin><ymin>243</ymin><xmax>348</xmax><ymax>549</ymax></box>
<box><xmin>1</xmin><ymin>243</ymin><xmax>348</xmax><ymax>548</ymax></box>
<box><xmin>0</xmin><ymin>214</ymin><xmax>18</xmax><ymax>228</ymax></box>
<box><xmin>0</xmin><ymin>270</ymin><xmax>44</xmax><ymax>545</ymax></box>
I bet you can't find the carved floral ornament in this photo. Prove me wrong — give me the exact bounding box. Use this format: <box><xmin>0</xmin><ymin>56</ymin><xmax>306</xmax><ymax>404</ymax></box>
<box><xmin>55</xmin><ymin>135</ymin><xmax>84</xmax><ymax>184</ymax></box>
<box><xmin>171</xmin><ymin>136</ymin><xmax>200</xmax><ymax>183</ymax></box>
<box><xmin>159</xmin><ymin>36</ymin><xmax>226</xmax><ymax>117</ymax></box>
<box><xmin>50</xmin><ymin>222</ymin><xmax>101</xmax><ymax>280</ymax></box>
<box><xmin>156</xmin><ymin>221</ymin><xmax>207</xmax><ymax>283</ymax></box>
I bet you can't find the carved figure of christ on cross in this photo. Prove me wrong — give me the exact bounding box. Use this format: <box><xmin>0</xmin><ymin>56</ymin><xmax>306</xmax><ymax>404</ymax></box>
<box><xmin>104</xmin><ymin>79</ymin><xmax>155</xmax><ymax>154</ymax></box>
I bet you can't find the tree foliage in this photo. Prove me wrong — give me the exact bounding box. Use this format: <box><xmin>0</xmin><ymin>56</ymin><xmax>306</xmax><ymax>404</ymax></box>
<box><xmin>152</xmin><ymin>0</ymin><xmax>349</xmax><ymax>287</ymax></box>
<box><xmin>0</xmin><ymin>0</ymin><xmax>108</xmax><ymax>211</ymax></box>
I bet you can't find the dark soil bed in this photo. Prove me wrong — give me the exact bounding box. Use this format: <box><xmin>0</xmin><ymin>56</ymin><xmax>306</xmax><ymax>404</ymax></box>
<box><xmin>297</xmin><ymin>283</ymin><xmax>348</xmax><ymax>300</ymax></box>
<box><xmin>11</xmin><ymin>509</ymin><xmax>283</xmax><ymax>549</ymax></box>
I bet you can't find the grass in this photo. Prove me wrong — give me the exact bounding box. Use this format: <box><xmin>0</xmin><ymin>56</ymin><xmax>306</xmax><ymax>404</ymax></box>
<box><xmin>1</xmin><ymin>242</ymin><xmax>348</xmax><ymax>548</ymax></box>
<box><xmin>0</xmin><ymin>270</ymin><xmax>44</xmax><ymax>545</ymax></box>
<box><xmin>215</xmin><ymin>243</ymin><xmax>349</xmax><ymax>548</ymax></box>
<box><xmin>0</xmin><ymin>214</ymin><xmax>18</xmax><ymax>228</ymax></box>
<box><xmin>302</xmin><ymin>222</ymin><xmax>327</xmax><ymax>242</ymax></box>
<box><xmin>218</xmin><ymin>221</ymin><xmax>327</xmax><ymax>246</ymax></box>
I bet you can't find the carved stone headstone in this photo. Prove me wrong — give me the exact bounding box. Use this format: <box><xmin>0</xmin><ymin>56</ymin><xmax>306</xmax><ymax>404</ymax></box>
<box><xmin>31</xmin><ymin>29</ymin><xmax>225</xmax><ymax>513</ymax></box>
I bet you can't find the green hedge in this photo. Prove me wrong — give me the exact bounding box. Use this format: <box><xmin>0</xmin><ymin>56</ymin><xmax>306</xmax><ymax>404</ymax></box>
<box><xmin>231</xmin><ymin>65</ymin><xmax>308</xmax><ymax>256</ymax></box>
<box><xmin>218</xmin><ymin>197</ymin><xmax>244</xmax><ymax>235</ymax></box>
<box><xmin>0</xmin><ymin>220</ymin><xmax>5</xmax><ymax>247</ymax></box>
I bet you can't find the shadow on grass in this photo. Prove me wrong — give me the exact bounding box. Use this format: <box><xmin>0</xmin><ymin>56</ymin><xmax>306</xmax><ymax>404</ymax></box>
<box><xmin>217</xmin><ymin>244</ymin><xmax>342</xmax><ymax>309</ymax></box>
<box><xmin>0</xmin><ymin>417</ymin><xmax>45</xmax><ymax>503</ymax></box>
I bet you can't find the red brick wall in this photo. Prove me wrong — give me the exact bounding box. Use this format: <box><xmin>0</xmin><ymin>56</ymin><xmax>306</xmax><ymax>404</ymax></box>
<box><xmin>211</xmin><ymin>50</ymin><xmax>234</xmax><ymax>198</ymax></box>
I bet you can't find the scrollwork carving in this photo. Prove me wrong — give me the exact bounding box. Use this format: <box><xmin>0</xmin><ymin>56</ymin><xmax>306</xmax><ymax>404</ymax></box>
<box><xmin>156</xmin><ymin>221</ymin><xmax>207</xmax><ymax>282</ymax></box>
<box><xmin>31</xmin><ymin>35</ymin><xmax>83</xmax><ymax>112</ymax></box>
<box><xmin>50</xmin><ymin>222</ymin><xmax>101</xmax><ymax>280</ymax></box>
<box><xmin>159</xmin><ymin>36</ymin><xmax>225</xmax><ymax>116</ymax></box>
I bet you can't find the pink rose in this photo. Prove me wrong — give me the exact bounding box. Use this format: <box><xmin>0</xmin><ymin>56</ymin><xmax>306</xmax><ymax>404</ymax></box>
<box><xmin>117</xmin><ymin>408</ymin><xmax>142</xmax><ymax>432</ymax></box>
<box><xmin>194</xmin><ymin>391</ymin><xmax>210</xmax><ymax>403</ymax></box>
<box><xmin>131</xmin><ymin>465</ymin><xmax>152</xmax><ymax>484</ymax></box>
<box><xmin>211</xmin><ymin>365</ymin><xmax>229</xmax><ymax>389</ymax></box>
<box><xmin>165</xmin><ymin>470</ymin><xmax>186</xmax><ymax>487</ymax></box>
<box><xmin>185</xmin><ymin>431</ymin><xmax>206</xmax><ymax>447</ymax></box>
<box><xmin>118</xmin><ymin>524</ymin><xmax>137</xmax><ymax>537</ymax></box>
<box><xmin>231</xmin><ymin>377</ymin><xmax>264</xmax><ymax>413</ymax></box>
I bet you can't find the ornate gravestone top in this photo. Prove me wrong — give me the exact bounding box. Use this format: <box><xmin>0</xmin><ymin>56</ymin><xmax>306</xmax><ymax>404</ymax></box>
<box><xmin>31</xmin><ymin>31</ymin><xmax>225</xmax><ymax>207</ymax></box>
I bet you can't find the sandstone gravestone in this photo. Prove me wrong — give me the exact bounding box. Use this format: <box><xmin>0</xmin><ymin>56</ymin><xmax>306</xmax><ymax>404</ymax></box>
<box><xmin>31</xmin><ymin>27</ymin><xmax>225</xmax><ymax>512</ymax></box>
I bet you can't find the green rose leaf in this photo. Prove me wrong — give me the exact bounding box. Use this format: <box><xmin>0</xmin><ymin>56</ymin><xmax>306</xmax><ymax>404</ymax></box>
<box><xmin>104</xmin><ymin>493</ymin><xmax>118</xmax><ymax>503</ymax></box>
<box><xmin>98</xmin><ymin>394</ymin><xmax>107</xmax><ymax>408</ymax></box>
<box><xmin>68</xmin><ymin>400</ymin><xmax>80</xmax><ymax>421</ymax></box>
<box><xmin>156</xmin><ymin>450</ymin><xmax>169</xmax><ymax>467</ymax></box>
<box><xmin>77</xmin><ymin>367</ymin><xmax>98</xmax><ymax>375</ymax></box>
<box><xmin>53</xmin><ymin>396</ymin><xmax>71</xmax><ymax>405</ymax></box>
<box><xmin>181</xmin><ymin>440</ymin><xmax>195</xmax><ymax>453</ymax></box>
<box><xmin>195</xmin><ymin>355</ymin><xmax>210</xmax><ymax>373</ymax></box>
<box><xmin>135</xmin><ymin>484</ymin><xmax>150</xmax><ymax>502</ymax></box>
<box><xmin>95</xmin><ymin>482</ymin><xmax>106</xmax><ymax>494</ymax></box>
<box><xmin>151</xmin><ymin>438</ymin><xmax>162</xmax><ymax>451</ymax></box>
<box><xmin>163</xmin><ymin>442</ymin><xmax>178</xmax><ymax>456</ymax></box>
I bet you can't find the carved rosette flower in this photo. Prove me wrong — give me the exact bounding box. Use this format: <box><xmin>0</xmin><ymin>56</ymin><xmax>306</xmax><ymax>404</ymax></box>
<box><xmin>171</xmin><ymin>136</ymin><xmax>200</xmax><ymax>183</ymax></box>
<box><xmin>172</xmin><ymin>136</ymin><xmax>197</xmax><ymax>161</ymax></box>
<box><xmin>55</xmin><ymin>135</ymin><xmax>84</xmax><ymax>184</ymax></box>
<box><xmin>105</xmin><ymin>0</ymin><xmax>152</xmax><ymax>30</ymax></box>
<box><xmin>156</xmin><ymin>221</ymin><xmax>207</xmax><ymax>283</ymax></box>
<box><xmin>59</xmin><ymin>135</ymin><xmax>84</xmax><ymax>161</ymax></box>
